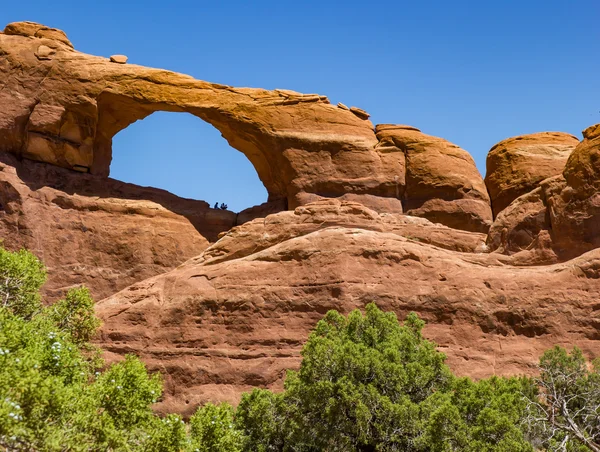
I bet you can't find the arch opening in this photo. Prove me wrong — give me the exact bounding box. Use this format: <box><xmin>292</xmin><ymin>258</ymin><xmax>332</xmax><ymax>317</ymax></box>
<box><xmin>110</xmin><ymin>111</ymin><xmax>268</xmax><ymax>214</ymax></box>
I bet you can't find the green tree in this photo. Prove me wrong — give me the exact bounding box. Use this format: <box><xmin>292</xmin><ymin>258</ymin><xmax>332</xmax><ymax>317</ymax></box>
<box><xmin>237</xmin><ymin>304</ymin><xmax>534</xmax><ymax>451</ymax></box>
<box><xmin>189</xmin><ymin>402</ymin><xmax>245</xmax><ymax>451</ymax></box>
<box><xmin>0</xmin><ymin>246</ymin><xmax>184</xmax><ymax>451</ymax></box>
<box><xmin>46</xmin><ymin>287</ymin><xmax>101</xmax><ymax>345</ymax></box>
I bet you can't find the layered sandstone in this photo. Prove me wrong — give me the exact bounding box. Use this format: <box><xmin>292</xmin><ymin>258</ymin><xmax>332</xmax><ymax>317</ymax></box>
<box><xmin>485</xmin><ymin>132</ymin><xmax>578</xmax><ymax>217</ymax></box>
<box><xmin>96</xmin><ymin>200</ymin><xmax>600</xmax><ymax>416</ymax></box>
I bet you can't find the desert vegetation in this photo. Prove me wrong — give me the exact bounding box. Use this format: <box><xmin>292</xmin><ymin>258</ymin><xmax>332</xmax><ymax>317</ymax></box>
<box><xmin>0</xmin><ymin>247</ymin><xmax>598</xmax><ymax>451</ymax></box>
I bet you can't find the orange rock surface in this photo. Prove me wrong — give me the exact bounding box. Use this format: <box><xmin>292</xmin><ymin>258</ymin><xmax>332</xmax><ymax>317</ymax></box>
<box><xmin>485</xmin><ymin>132</ymin><xmax>579</xmax><ymax>217</ymax></box>
<box><xmin>0</xmin><ymin>22</ymin><xmax>492</xmax><ymax>233</ymax></box>
<box><xmin>96</xmin><ymin>200</ymin><xmax>600</xmax><ymax>416</ymax></box>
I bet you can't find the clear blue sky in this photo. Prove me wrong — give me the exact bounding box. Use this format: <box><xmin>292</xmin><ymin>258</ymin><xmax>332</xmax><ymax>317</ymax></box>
<box><xmin>4</xmin><ymin>1</ymin><xmax>599</xmax><ymax>212</ymax></box>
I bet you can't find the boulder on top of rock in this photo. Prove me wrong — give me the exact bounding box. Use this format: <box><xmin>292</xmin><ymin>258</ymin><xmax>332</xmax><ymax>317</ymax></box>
<box><xmin>350</xmin><ymin>106</ymin><xmax>370</xmax><ymax>119</ymax></box>
<box><xmin>110</xmin><ymin>54</ymin><xmax>128</xmax><ymax>64</ymax></box>
<box><xmin>485</xmin><ymin>132</ymin><xmax>579</xmax><ymax>217</ymax></box>
<box><xmin>3</xmin><ymin>21</ymin><xmax>73</xmax><ymax>48</ymax></box>
<box><xmin>375</xmin><ymin>124</ymin><xmax>492</xmax><ymax>233</ymax></box>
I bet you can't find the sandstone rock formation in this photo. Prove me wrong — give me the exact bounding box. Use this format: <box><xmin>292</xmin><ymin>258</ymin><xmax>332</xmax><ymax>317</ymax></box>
<box><xmin>2</xmin><ymin>21</ymin><xmax>600</xmax><ymax>420</ymax></box>
<box><xmin>375</xmin><ymin>124</ymin><xmax>492</xmax><ymax>233</ymax></box>
<box><xmin>0</xmin><ymin>152</ymin><xmax>234</xmax><ymax>301</ymax></box>
<box><xmin>0</xmin><ymin>21</ymin><xmax>492</xmax><ymax>233</ymax></box>
<box><xmin>485</xmin><ymin>132</ymin><xmax>579</xmax><ymax>217</ymax></box>
<box><xmin>96</xmin><ymin>200</ymin><xmax>600</xmax><ymax>416</ymax></box>
<box><xmin>550</xmin><ymin>124</ymin><xmax>600</xmax><ymax>258</ymax></box>
<box><xmin>486</xmin><ymin>125</ymin><xmax>600</xmax><ymax>263</ymax></box>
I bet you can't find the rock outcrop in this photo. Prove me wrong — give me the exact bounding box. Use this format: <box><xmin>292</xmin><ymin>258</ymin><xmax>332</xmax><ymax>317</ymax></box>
<box><xmin>0</xmin><ymin>21</ymin><xmax>493</xmax><ymax>233</ymax></box>
<box><xmin>485</xmin><ymin>132</ymin><xmax>579</xmax><ymax>217</ymax></box>
<box><xmin>0</xmin><ymin>152</ymin><xmax>233</xmax><ymax>300</ymax></box>
<box><xmin>486</xmin><ymin>125</ymin><xmax>600</xmax><ymax>263</ymax></box>
<box><xmin>96</xmin><ymin>200</ymin><xmax>600</xmax><ymax>416</ymax></box>
<box><xmin>550</xmin><ymin>124</ymin><xmax>600</xmax><ymax>258</ymax></box>
<box><xmin>376</xmin><ymin>125</ymin><xmax>492</xmax><ymax>233</ymax></box>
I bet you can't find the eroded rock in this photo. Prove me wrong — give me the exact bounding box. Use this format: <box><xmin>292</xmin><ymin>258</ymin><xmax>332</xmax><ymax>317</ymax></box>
<box><xmin>0</xmin><ymin>22</ymin><xmax>495</xmax><ymax>233</ymax></box>
<box><xmin>0</xmin><ymin>153</ymin><xmax>234</xmax><ymax>301</ymax></box>
<box><xmin>375</xmin><ymin>124</ymin><xmax>493</xmax><ymax>233</ymax></box>
<box><xmin>485</xmin><ymin>132</ymin><xmax>578</xmax><ymax>217</ymax></box>
<box><xmin>95</xmin><ymin>200</ymin><xmax>600</xmax><ymax>415</ymax></box>
<box><xmin>549</xmin><ymin>124</ymin><xmax>600</xmax><ymax>258</ymax></box>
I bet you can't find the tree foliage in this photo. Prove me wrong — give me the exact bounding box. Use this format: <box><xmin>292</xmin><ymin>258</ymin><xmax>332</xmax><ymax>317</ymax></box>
<box><xmin>46</xmin><ymin>287</ymin><xmax>101</xmax><ymax>346</ymax></box>
<box><xmin>237</xmin><ymin>304</ymin><xmax>534</xmax><ymax>451</ymax></box>
<box><xmin>0</xmin><ymin>247</ymin><xmax>45</xmax><ymax>319</ymax></box>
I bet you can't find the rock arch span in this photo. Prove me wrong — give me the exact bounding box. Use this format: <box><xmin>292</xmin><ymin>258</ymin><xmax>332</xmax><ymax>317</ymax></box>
<box><xmin>0</xmin><ymin>21</ymin><xmax>495</xmax><ymax>232</ymax></box>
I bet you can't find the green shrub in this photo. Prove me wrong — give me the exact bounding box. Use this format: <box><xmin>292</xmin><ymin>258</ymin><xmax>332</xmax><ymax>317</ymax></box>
<box><xmin>0</xmin><ymin>247</ymin><xmax>46</xmax><ymax>319</ymax></box>
<box><xmin>46</xmin><ymin>287</ymin><xmax>101</xmax><ymax>345</ymax></box>
<box><xmin>190</xmin><ymin>402</ymin><xmax>245</xmax><ymax>451</ymax></box>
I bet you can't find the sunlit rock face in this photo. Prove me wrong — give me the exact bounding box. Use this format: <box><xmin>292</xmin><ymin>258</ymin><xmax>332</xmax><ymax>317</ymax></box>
<box><xmin>96</xmin><ymin>199</ymin><xmax>600</xmax><ymax>416</ymax></box>
<box><xmin>0</xmin><ymin>21</ymin><xmax>493</xmax><ymax>233</ymax></box>
<box><xmin>2</xmin><ymin>22</ymin><xmax>600</xmax><ymax>418</ymax></box>
<box><xmin>485</xmin><ymin>132</ymin><xmax>579</xmax><ymax>217</ymax></box>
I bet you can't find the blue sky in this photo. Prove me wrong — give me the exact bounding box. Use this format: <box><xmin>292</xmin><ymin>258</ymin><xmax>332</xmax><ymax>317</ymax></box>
<box><xmin>4</xmin><ymin>1</ymin><xmax>599</xmax><ymax>211</ymax></box>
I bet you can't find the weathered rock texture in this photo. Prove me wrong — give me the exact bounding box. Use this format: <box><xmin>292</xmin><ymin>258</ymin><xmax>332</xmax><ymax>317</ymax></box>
<box><xmin>375</xmin><ymin>125</ymin><xmax>492</xmax><ymax>233</ymax></box>
<box><xmin>551</xmin><ymin>124</ymin><xmax>600</xmax><ymax>258</ymax></box>
<box><xmin>0</xmin><ymin>152</ymin><xmax>234</xmax><ymax>300</ymax></box>
<box><xmin>96</xmin><ymin>200</ymin><xmax>600</xmax><ymax>416</ymax></box>
<box><xmin>0</xmin><ymin>22</ymin><xmax>492</xmax><ymax>233</ymax></box>
<box><xmin>485</xmin><ymin>132</ymin><xmax>579</xmax><ymax>217</ymax></box>
<box><xmin>487</xmin><ymin>125</ymin><xmax>600</xmax><ymax>263</ymax></box>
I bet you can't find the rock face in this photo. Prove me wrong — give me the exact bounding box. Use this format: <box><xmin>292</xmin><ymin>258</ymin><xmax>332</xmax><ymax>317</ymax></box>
<box><xmin>0</xmin><ymin>152</ymin><xmax>234</xmax><ymax>301</ymax></box>
<box><xmin>0</xmin><ymin>21</ymin><xmax>492</xmax><ymax>233</ymax></box>
<box><xmin>96</xmin><ymin>200</ymin><xmax>600</xmax><ymax>416</ymax></box>
<box><xmin>550</xmin><ymin>124</ymin><xmax>600</xmax><ymax>258</ymax></box>
<box><xmin>487</xmin><ymin>125</ymin><xmax>600</xmax><ymax>263</ymax></box>
<box><xmin>485</xmin><ymin>132</ymin><xmax>579</xmax><ymax>217</ymax></box>
<box><xmin>375</xmin><ymin>125</ymin><xmax>492</xmax><ymax>233</ymax></box>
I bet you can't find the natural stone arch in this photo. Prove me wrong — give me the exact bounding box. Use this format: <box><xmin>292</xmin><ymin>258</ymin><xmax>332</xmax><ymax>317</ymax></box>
<box><xmin>0</xmin><ymin>21</ymin><xmax>496</xmax><ymax>233</ymax></box>
<box><xmin>0</xmin><ymin>21</ymin><xmax>396</xmax><ymax>211</ymax></box>
<box><xmin>93</xmin><ymin>91</ymin><xmax>290</xmax><ymax>204</ymax></box>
